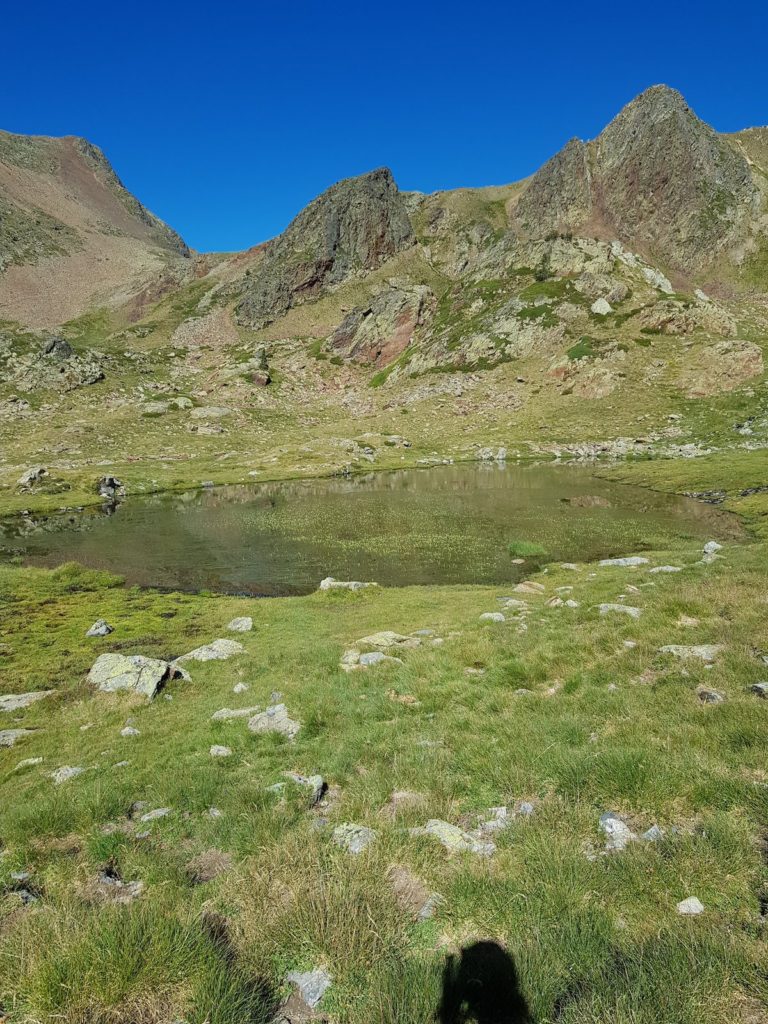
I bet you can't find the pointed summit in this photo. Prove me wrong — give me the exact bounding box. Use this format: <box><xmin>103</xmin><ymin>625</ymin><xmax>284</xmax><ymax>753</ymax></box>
<box><xmin>236</xmin><ymin>167</ymin><xmax>413</xmax><ymax>328</ymax></box>
<box><xmin>514</xmin><ymin>86</ymin><xmax>760</xmax><ymax>271</ymax></box>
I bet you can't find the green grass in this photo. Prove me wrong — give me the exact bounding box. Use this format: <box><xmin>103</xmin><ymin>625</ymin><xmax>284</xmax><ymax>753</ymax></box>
<box><xmin>1</xmin><ymin>515</ymin><xmax>767</xmax><ymax>1022</ymax></box>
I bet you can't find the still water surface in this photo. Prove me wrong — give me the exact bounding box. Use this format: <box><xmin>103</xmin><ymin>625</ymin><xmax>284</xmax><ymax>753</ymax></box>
<box><xmin>0</xmin><ymin>464</ymin><xmax>739</xmax><ymax>595</ymax></box>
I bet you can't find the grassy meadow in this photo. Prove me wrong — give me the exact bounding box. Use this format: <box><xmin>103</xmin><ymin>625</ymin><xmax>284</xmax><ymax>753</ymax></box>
<box><xmin>1</xmin><ymin>492</ymin><xmax>767</xmax><ymax>1022</ymax></box>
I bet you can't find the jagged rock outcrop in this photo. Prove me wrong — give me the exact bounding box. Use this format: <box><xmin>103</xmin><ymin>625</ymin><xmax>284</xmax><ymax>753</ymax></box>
<box><xmin>513</xmin><ymin>86</ymin><xmax>763</xmax><ymax>272</ymax></box>
<box><xmin>7</xmin><ymin>335</ymin><xmax>104</xmax><ymax>392</ymax></box>
<box><xmin>235</xmin><ymin>168</ymin><xmax>413</xmax><ymax>328</ymax></box>
<box><xmin>328</xmin><ymin>283</ymin><xmax>433</xmax><ymax>366</ymax></box>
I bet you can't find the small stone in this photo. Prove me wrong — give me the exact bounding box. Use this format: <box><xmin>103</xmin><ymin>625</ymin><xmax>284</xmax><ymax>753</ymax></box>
<box><xmin>479</xmin><ymin>612</ymin><xmax>505</xmax><ymax>623</ymax></box>
<box><xmin>599</xmin><ymin>811</ymin><xmax>637</xmax><ymax>852</ymax></box>
<box><xmin>599</xmin><ymin>604</ymin><xmax>642</xmax><ymax>619</ymax></box>
<box><xmin>697</xmin><ymin>687</ymin><xmax>725</xmax><ymax>704</ymax></box>
<box><xmin>677</xmin><ymin>896</ymin><xmax>704</xmax><ymax>916</ymax></box>
<box><xmin>208</xmin><ymin>807</ymin><xmax>223</xmax><ymax>818</ymax></box>
<box><xmin>120</xmin><ymin>726</ymin><xmax>140</xmax><ymax>737</ymax></box>
<box><xmin>623</xmin><ymin>640</ymin><xmax>637</xmax><ymax>649</ymax></box>
<box><xmin>332</xmin><ymin>823</ymin><xmax>377</xmax><ymax>854</ymax></box>
<box><xmin>703</xmin><ymin>541</ymin><xmax>722</xmax><ymax>555</ymax></box>
<box><xmin>750</xmin><ymin>682</ymin><xmax>768</xmax><ymax>698</ymax></box>
<box><xmin>642</xmin><ymin>824</ymin><xmax>665</xmax><ymax>842</ymax></box>
<box><xmin>174</xmin><ymin>638</ymin><xmax>244</xmax><ymax>663</ymax></box>
<box><xmin>599</xmin><ymin>556</ymin><xmax>649</xmax><ymax>567</ymax></box>
<box><xmin>564</xmin><ymin>599</ymin><xmax>580</xmax><ymax>608</ymax></box>
<box><xmin>546</xmin><ymin>596</ymin><xmax>563</xmax><ymax>608</ymax></box>
<box><xmin>211</xmin><ymin>706</ymin><xmax>260</xmax><ymax>721</ymax></box>
<box><xmin>359</xmin><ymin>651</ymin><xmax>402</xmax><ymax>667</ymax></box>
<box><xmin>517</xmin><ymin>801</ymin><xmax>535</xmax><ymax>817</ymax></box>
<box><xmin>659</xmin><ymin>644</ymin><xmax>722</xmax><ymax>662</ymax></box>
<box><xmin>14</xmin><ymin>756</ymin><xmax>43</xmax><ymax>770</ymax></box>
<box><xmin>561</xmin><ymin>563</ymin><xmax>578</xmax><ymax>570</ymax></box>
<box><xmin>248</xmin><ymin>703</ymin><xmax>300</xmax><ymax>740</ymax></box>
<box><xmin>210</xmin><ymin>745</ymin><xmax>232</xmax><ymax>757</ymax></box>
<box><xmin>514</xmin><ymin>580</ymin><xmax>546</xmax><ymax>595</ymax></box>
<box><xmin>285</xmin><ymin>967</ymin><xmax>332</xmax><ymax>1009</ymax></box>
<box><xmin>355</xmin><ymin>631</ymin><xmax>420</xmax><ymax>650</ymax></box>
<box><xmin>51</xmin><ymin>766</ymin><xmax>84</xmax><ymax>785</ymax></box>
<box><xmin>285</xmin><ymin>772</ymin><xmax>326</xmax><ymax>805</ymax></box>
<box><xmin>140</xmin><ymin>807</ymin><xmax>171</xmax><ymax>822</ymax></box>
<box><xmin>226</xmin><ymin>617</ymin><xmax>253</xmax><ymax>633</ymax></box>
<box><xmin>649</xmin><ymin>566</ymin><xmax>682</xmax><ymax>574</ymax></box>
<box><xmin>0</xmin><ymin>691</ymin><xmax>55</xmax><ymax>713</ymax></box>
<box><xmin>417</xmin><ymin>819</ymin><xmax>495</xmax><ymax>856</ymax></box>
<box><xmin>514</xmin><ymin>688</ymin><xmax>533</xmax><ymax>696</ymax></box>
<box><xmin>319</xmin><ymin>577</ymin><xmax>377</xmax><ymax>592</ymax></box>
<box><xmin>86</xmin><ymin>619</ymin><xmax>114</xmax><ymax>637</ymax></box>
<box><xmin>591</xmin><ymin>297</ymin><xmax>613</xmax><ymax>315</ymax></box>
<box><xmin>233</xmin><ymin>682</ymin><xmax>249</xmax><ymax>694</ymax></box>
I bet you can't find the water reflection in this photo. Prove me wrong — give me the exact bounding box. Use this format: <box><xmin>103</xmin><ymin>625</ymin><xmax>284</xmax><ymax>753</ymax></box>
<box><xmin>0</xmin><ymin>464</ymin><xmax>741</xmax><ymax>595</ymax></box>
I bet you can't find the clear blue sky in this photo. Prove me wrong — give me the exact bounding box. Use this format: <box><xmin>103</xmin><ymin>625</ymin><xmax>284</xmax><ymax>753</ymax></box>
<box><xmin>3</xmin><ymin>1</ymin><xmax>766</xmax><ymax>253</ymax></box>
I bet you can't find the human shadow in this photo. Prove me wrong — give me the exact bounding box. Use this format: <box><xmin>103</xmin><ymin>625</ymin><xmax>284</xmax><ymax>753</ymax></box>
<box><xmin>437</xmin><ymin>940</ymin><xmax>532</xmax><ymax>1024</ymax></box>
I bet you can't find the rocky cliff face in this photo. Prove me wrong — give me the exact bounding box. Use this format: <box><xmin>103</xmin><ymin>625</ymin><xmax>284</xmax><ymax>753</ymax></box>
<box><xmin>235</xmin><ymin>168</ymin><xmax>413</xmax><ymax>328</ymax></box>
<box><xmin>514</xmin><ymin>86</ymin><xmax>764</xmax><ymax>273</ymax></box>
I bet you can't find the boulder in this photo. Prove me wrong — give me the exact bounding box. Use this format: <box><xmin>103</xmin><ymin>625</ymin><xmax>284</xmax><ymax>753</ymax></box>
<box><xmin>750</xmin><ymin>682</ymin><xmax>768</xmax><ymax>698</ymax></box>
<box><xmin>479</xmin><ymin>612</ymin><xmax>505</xmax><ymax>623</ymax></box>
<box><xmin>88</xmin><ymin>653</ymin><xmax>172</xmax><ymax>699</ymax></box>
<box><xmin>51</xmin><ymin>765</ymin><xmax>84</xmax><ymax>784</ymax></box>
<box><xmin>210</xmin><ymin>745</ymin><xmax>232</xmax><ymax>757</ymax></box>
<box><xmin>354</xmin><ymin>630</ymin><xmax>420</xmax><ymax>650</ymax></box>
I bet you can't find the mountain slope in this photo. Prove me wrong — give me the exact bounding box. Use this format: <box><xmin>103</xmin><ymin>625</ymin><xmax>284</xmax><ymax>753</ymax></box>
<box><xmin>0</xmin><ymin>131</ymin><xmax>190</xmax><ymax>328</ymax></box>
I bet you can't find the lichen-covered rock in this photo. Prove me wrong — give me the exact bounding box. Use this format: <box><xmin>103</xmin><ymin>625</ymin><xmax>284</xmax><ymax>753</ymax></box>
<box><xmin>0</xmin><ymin>729</ymin><xmax>34</xmax><ymax>747</ymax></box>
<box><xmin>226</xmin><ymin>616</ymin><xmax>252</xmax><ymax>632</ymax></box>
<box><xmin>88</xmin><ymin>653</ymin><xmax>171</xmax><ymax>699</ymax></box>
<box><xmin>416</xmin><ymin>819</ymin><xmax>496</xmax><ymax>856</ymax></box>
<box><xmin>236</xmin><ymin>168</ymin><xmax>413</xmax><ymax>328</ymax></box>
<box><xmin>174</xmin><ymin>638</ymin><xmax>244</xmax><ymax>663</ymax></box>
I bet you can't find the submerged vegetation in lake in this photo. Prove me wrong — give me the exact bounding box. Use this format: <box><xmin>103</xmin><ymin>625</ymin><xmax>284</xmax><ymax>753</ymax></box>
<box><xmin>0</xmin><ymin>464</ymin><xmax>741</xmax><ymax>594</ymax></box>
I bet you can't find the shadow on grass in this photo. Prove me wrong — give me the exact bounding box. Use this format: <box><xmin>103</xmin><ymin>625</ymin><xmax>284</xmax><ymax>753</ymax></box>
<box><xmin>437</xmin><ymin>941</ymin><xmax>532</xmax><ymax>1024</ymax></box>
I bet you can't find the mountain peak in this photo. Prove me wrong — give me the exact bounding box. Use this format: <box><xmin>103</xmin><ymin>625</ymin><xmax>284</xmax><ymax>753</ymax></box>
<box><xmin>236</xmin><ymin>167</ymin><xmax>413</xmax><ymax>329</ymax></box>
<box><xmin>514</xmin><ymin>85</ymin><xmax>760</xmax><ymax>272</ymax></box>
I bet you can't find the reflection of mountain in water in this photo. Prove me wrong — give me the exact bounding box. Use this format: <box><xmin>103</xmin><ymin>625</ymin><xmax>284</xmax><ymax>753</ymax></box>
<box><xmin>0</xmin><ymin>464</ymin><xmax>742</xmax><ymax>595</ymax></box>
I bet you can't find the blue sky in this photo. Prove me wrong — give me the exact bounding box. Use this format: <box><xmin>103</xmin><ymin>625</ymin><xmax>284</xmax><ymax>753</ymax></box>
<box><xmin>3</xmin><ymin>1</ymin><xmax>767</xmax><ymax>253</ymax></box>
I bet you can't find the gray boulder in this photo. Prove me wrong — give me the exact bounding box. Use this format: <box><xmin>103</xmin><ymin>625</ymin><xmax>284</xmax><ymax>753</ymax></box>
<box><xmin>226</xmin><ymin>616</ymin><xmax>253</xmax><ymax>632</ymax></box>
<box><xmin>0</xmin><ymin>729</ymin><xmax>34</xmax><ymax>747</ymax></box>
<box><xmin>285</xmin><ymin>968</ymin><xmax>332</xmax><ymax>1009</ymax></box>
<box><xmin>88</xmin><ymin>653</ymin><xmax>172</xmax><ymax>699</ymax></box>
